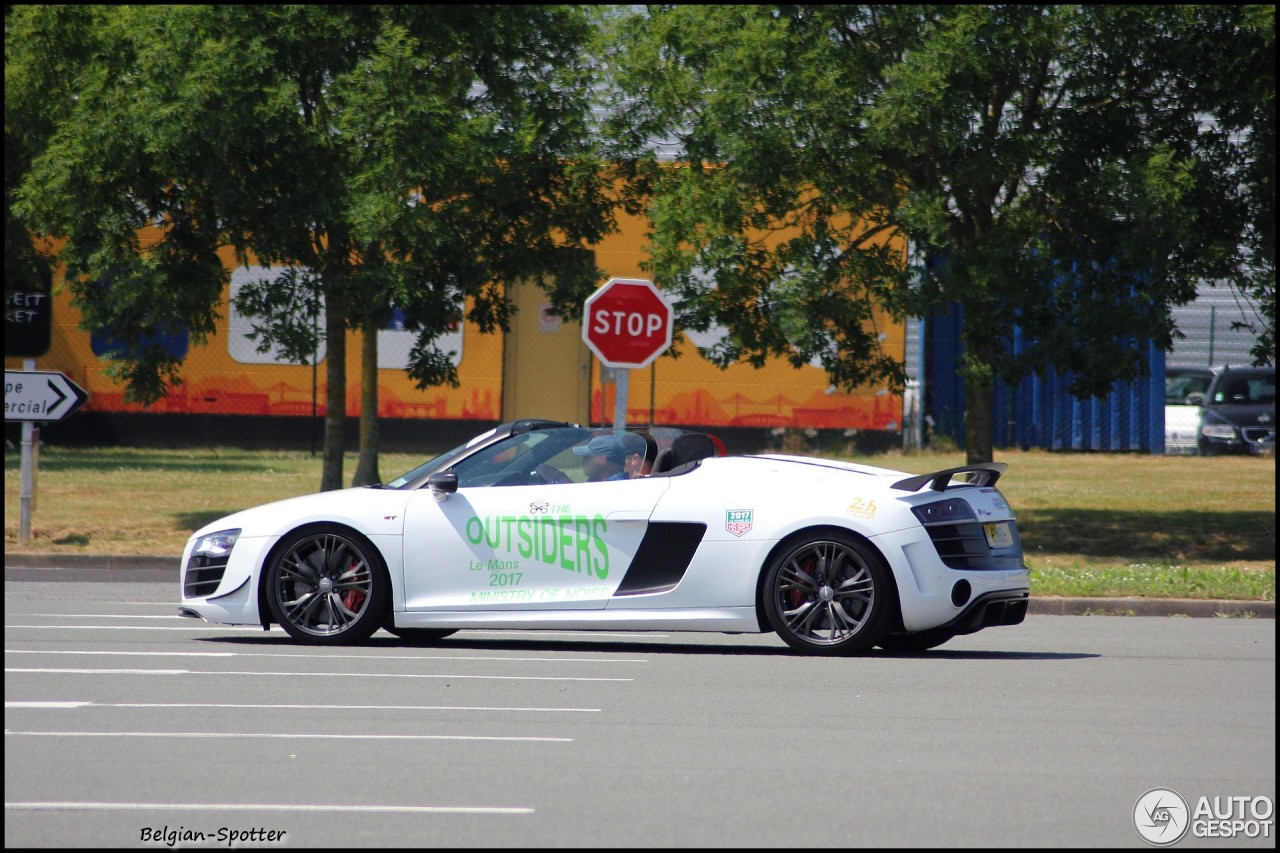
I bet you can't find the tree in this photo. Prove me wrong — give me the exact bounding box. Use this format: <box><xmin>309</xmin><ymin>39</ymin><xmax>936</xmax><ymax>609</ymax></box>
<box><xmin>1188</xmin><ymin>6</ymin><xmax>1274</xmax><ymax>366</ymax></box>
<box><xmin>603</xmin><ymin>5</ymin><xmax>1267</xmax><ymax>463</ymax></box>
<box><xmin>9</xmin><ymin>5</ymin><xmax>616</xmax><ymax>488</ymax></box>
<box><xmin>5</xmin><ymin>6</ymin><xmax>106</xmax><ymax>304</ymax></box>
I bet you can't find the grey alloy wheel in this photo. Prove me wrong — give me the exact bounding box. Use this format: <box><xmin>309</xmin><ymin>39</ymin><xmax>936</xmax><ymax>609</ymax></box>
<box><xmin>762</xmin><ymin>531</ymin><xmax>890</xmax><ymax>655</ymax></box>
<box><xmin>266</xmin><ymin>526</ymin><xmax>389</xmax><ymax>644</ymax></box>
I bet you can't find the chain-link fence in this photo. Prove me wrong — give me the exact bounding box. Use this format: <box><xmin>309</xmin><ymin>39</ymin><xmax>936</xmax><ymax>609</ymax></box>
<box><xmin>1167</xmin><ymin>284</ymin><xmax>1269</xmax><ymax>369</ymax></box>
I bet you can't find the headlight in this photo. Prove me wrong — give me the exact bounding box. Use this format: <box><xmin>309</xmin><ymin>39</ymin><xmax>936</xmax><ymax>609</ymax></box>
<box><xmin>1200</xmin><ymin>423</ymin><xmax>1237</xmax><ymax>440</ymax></box>
<box><xmin>185</xmin><ymin>529</ymin><xmax>241</xmax><ymax>598</ymax></box>
<box><xmin>192</xmin><ymin>528</ymin><xmax>241</xmax><ymax>558</ymax></box>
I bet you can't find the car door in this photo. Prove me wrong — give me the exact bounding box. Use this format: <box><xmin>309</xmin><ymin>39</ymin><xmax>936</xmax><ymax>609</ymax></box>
<box><xmin>401</xmin><ymin>477</ymin><xmax>672</xmax><ymax>611</ymax></box>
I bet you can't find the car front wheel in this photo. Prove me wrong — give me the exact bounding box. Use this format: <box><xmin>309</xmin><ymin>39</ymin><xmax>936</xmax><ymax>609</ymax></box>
<box><xmin>762</xmin><ymin>531</ymin><xmax>891</xmax><ymax>656</ymax></box>
<box><xmin>266</xmin><ymin>526</ymin><xmax>389</xmax><ymax>644</ymax></box>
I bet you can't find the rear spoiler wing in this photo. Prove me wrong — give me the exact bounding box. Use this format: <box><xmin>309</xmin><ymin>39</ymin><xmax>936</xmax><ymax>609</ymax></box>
<box><xmin>891</xmin><ymin>462</ymin><xmax>1007</xmax><ymax>492</ymax></box>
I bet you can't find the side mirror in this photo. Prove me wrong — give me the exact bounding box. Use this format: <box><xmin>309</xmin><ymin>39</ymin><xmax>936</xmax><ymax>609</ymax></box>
<box><xmin>427</xmin><ymin>472</ymin><xmax>458</xmax><ymax>502</ymax></box>
<box><xmin>1185</xmin><ymin>392</ymin><xmax>1207</xmax><ymax>406</ymax></box>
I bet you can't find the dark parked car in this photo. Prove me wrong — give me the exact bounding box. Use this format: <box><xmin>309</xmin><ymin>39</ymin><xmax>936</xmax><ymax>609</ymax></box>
<box><xmin>1198</xmin><ymin>366</ymin><xmax>1276</xmax><ymax>455</ymax></box>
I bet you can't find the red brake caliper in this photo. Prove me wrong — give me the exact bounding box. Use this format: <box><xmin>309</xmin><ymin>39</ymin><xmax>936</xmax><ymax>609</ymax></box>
<box><xmin>789</xmin><ymin>557</ymin><xmax>814</xmax><ymax>609</ymax></box>
<box><xmin>342</xmin><ymin>561</ymin><xmax>366</xmax><ymax>612</ymax></box>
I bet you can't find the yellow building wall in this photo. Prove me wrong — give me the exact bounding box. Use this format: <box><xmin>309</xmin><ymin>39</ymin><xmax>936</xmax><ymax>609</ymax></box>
<box><xmin>9</xmin><ymin>213</ymin><xmax>905</xmax><ymax>432</ymax></box>
<box><xmin>6</xmin><ymin>232</ymin><xmax>505</xmax><ymax>421</ymax></box>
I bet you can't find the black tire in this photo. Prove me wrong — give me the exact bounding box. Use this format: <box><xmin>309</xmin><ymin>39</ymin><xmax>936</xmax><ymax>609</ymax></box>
<box><xmin>384</xmin><ymin>627</ymin><xmax>458</xmax><ymax>643</ymax></box>
<box><xmin>265</xmin><ymin>525</ymin><xmax>390</xmax><ymax>645</ymax></box>
<box><xmin>761</xmin><ymin>530</ymin><xmax>891</xmax><ymax>656</ymax></box>
<box><xmin>876</xmin><ymin>630</ymin><xmax>955</xmax><ymax>653</ymax></box>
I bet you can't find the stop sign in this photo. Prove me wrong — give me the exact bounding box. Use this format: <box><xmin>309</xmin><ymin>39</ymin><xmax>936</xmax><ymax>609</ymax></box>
<box><xmin>582</xmin><ymin>278</ymin><xmax>673</xmax><ymax>369</ymax></box>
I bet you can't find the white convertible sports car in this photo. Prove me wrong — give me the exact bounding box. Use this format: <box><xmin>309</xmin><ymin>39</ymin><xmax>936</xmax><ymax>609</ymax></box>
<box><xmin>179</xmin><ymin>419</ymin><xmax>1030</xmax><ymax>655</ymax></box>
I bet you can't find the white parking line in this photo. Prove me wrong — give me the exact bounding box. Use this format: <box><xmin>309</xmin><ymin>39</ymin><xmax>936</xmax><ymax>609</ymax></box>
<box><xmin>6</xmin><ymin>701</ymin><xmax>600</xmax><ymax>713</ymax></box>
<box><xmin>5</xmin><ymin>731</ymin><xmax>571</xmax><ymax>742</ymax></box>
<box><xmin>5</xmin><ymin>667</ymin><xmax>631</xmax><ymax>682</ymax></box>
<box><xmin>5</xmin><ymin>648</ymin><xmax>647</xmax><ymax>663</ymax></box>
<box><xmin>5</xmin><ymin>624</ymin><xmax>672</xmax><ymax>639</ymax></box>
<box><xmin>18</xmin><ymin>613</ymin><xmax>189</xmax><ymax>619</ymax></box>
<box><xmin>5</xmin><ymin>801</ymin><xmax>534</xmax><ymax>814</ymax></box>
<box><xmin>5</xmin><ymin>615</ymin><xmax>675</xmax><ymax>639</ymax></box>
<box><xmin>7</xmin><ymin>650</ymin><xmax>236</xmax><ymax>658</ymax></box>
<box><xmin>6</xmin><ymin>668</ymin><xmax>189</xmax><ymax>675</ymax></box>
<box><xmin>5</xmin><ymin>625</ymin><xmax>262</xmax><ymax>631</ymax></box>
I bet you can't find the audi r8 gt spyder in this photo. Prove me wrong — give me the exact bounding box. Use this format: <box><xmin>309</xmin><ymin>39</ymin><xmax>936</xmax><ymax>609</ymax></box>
<box><xmin>179</xmin><ymin>419</ymin><xmax>1030</xmax><ymax>655</ymax></box>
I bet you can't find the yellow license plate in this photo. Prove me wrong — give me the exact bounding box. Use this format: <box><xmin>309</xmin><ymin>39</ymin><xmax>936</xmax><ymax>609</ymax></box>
<box><xmin>984</xmin><ymin>522</ymin><xmax>1013</xmax><ymax>548</ymax></box>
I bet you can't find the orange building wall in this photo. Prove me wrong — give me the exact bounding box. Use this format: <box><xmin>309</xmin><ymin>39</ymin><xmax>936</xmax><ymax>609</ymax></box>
<box><xmin>8</xmin><ymin>214</ymin><xmax>905</xmax><ymax>432</ymax></box>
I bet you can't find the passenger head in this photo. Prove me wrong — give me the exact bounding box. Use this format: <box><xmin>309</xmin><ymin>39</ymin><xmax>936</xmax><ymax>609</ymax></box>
<box><xmin>618</xmin><ymin>432</ymin><xmax>648</xmax><ymax>477</ymax></box>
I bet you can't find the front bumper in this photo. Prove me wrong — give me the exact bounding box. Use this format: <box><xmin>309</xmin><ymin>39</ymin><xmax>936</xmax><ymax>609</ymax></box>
<box><xmin>1201</xmin><ymin>427</ymin><xmax>1276</xmax><ymax>455</ymax></box>
<box><xmin>177</xmin><ymin>534</ymin><xmax>277</xmax><ymax>626</ymax></box>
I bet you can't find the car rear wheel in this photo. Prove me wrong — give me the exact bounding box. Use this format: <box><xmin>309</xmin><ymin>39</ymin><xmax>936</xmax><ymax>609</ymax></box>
<box><xmin>762</xmin><ymin>531</ymin><xmax>890</xmax><ymax>656</ymax></box>
<box><xmin>266</xmin><ymin>526</ymin><xmax>389</xmax><ymax>645</ymax></box>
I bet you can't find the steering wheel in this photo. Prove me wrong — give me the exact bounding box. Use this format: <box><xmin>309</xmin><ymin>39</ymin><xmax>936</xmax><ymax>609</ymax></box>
<box><xmin>529</xmin><ymin>463</ymin><xmax>571</xmax><ymax>485</ymax></box>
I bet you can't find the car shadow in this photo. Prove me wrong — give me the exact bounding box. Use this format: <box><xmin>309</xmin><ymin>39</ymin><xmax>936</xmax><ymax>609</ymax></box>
<box><xmin>192</xmin><ymin>634</ymin><xmax>1097</xmax><ymax>660</ymax></box>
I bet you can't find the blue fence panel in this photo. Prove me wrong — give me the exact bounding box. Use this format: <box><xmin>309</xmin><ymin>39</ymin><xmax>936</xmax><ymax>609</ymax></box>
<box><xmin>923</xmin><ymin>306</ymin><xmax>1165</xmax><ymax>452</ymax></box>
<box><xmin>922</xmin><ymin>302</ymin><xmax>967</xmax><ymax>446</ymax></box>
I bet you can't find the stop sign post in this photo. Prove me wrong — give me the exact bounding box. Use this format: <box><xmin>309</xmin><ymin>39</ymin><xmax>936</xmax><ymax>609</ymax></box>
<box><xmin>582</xmin><ymin>278</ymin><xmax>673</xmax><ymax>430</ymax></box>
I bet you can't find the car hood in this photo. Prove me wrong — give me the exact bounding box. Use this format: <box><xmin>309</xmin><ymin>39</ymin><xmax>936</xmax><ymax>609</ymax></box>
<box><xmin>1204</xmin><ymin>403</ymin><xmax>1276</xmax><ymax>426</ymax></box>
<box><xmin>189</xmin><ymin>486</ymin><xmax>412</xmax><ymax>540</ymax></box>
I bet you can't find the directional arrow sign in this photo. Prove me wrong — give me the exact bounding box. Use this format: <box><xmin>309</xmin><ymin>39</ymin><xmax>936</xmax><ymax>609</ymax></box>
<box><xmin>5</xmin><ymin>370</ymin><xmax>90</xmax><ymax>422</ymax></box>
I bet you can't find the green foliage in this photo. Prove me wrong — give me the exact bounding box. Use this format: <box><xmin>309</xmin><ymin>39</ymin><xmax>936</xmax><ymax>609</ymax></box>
<box><xmin>602</xmin><ymin>5</ymin><xmax>1274</xmax><ymax>460</ymax></box>
<box><xmin>232</xmin><ymin>268</ymin><xmax>324</xmax><ymax>364</ymax></box>
<box><xmin>7</xmin><ymin>5</ymin><xmax>616</xmax><ymax>398</ymax></box>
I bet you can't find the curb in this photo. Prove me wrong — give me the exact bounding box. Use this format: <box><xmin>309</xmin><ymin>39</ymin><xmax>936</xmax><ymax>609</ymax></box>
<box><xmin>5</xmin><ymin>553</ymin><xmax>176</xmax><ymax>572</ymax></box>
<box><xmin>1028</xmin><ymin>596</ymin><xmax>1274</xmax><ymax>619</ymax></box>
<box><xmin>3</xmin><ymin>553</ymin><xmax>1274</xmax><ymax>619</ymax></box>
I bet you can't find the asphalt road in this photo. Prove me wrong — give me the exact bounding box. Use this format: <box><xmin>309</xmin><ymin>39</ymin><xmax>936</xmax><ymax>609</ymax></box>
<box><xmin>4</xmin><ymin>575</ymin><xmax>1275</xmax><ymax>848</ymax></box>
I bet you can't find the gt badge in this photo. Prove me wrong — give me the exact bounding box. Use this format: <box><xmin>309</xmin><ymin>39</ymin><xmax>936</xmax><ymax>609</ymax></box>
<box><xmin>726</xmin><ymin>509</ymin><xmax>753</xmax><ymax>537</ymax></box>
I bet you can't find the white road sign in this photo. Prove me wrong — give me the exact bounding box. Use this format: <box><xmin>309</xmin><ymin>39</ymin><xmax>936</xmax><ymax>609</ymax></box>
<box><xmin>5</xmin><ymin>370</ymin><xmax>90</xmax><ymax>422</ymax></box>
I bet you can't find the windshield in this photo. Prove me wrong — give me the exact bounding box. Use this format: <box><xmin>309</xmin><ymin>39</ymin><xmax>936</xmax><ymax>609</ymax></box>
<box><xmin>383</xmin><ymin>427</ymin><xmax>499</xmax><ymax>489</ymax></box>
<box><xmin>1165</xmin><ymin>371</ymin><xmax>1212</xmax><ymax>404</ymax></box>
<box><xmin>1212</xmin><ymin>373</ymin><xmax>1276</xmax><ymax>406</ymax></box>
<box><xmin>457</xmin><ymin>428</ymin><xmax>593</xmax><ymax>486</ymax></box>
<box><xmin>381</xmin><ymin>425</ymin><xmax>712</xmax><ymax>489</ymax></box>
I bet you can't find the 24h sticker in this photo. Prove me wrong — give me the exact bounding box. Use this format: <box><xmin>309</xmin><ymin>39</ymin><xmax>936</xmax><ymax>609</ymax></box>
<box><xmin>725</xmin><ymin>509</ymin><xmax>753</xmax><ymax>537</ymax></box>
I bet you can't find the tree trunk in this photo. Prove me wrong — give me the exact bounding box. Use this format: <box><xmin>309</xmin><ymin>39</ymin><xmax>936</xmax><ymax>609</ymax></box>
<box><xmin>320</xmin><ymin>285</ymin><xmax>346</xmax><ymax>492</ymax></box>
<box><xmin>965</xmin><ymin>375</ymin><xmax>995</xmax><ymax>465</ymax></box>
<box><xmin>352</xmin><ymin>326</ymin><xmax>380</xmax><ymax>486</ymax></box>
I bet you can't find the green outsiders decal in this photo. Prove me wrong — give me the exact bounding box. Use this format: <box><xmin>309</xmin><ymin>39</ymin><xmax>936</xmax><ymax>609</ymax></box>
<box><xmin>430</xmin><ymin>497</ymin><xmax>653</xmax><ymax>608</ymax></box>
<box><xmin>463</xmin><ymin>512</ymin><xmax>609</xmax><ymax>579</ymax></box>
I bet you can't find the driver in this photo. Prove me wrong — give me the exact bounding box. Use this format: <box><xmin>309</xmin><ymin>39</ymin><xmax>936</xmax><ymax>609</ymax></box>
<box><xmin>573</xmin><ymin>434</ymin><xmax>646</xmax><ymax>482</ymax></box>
